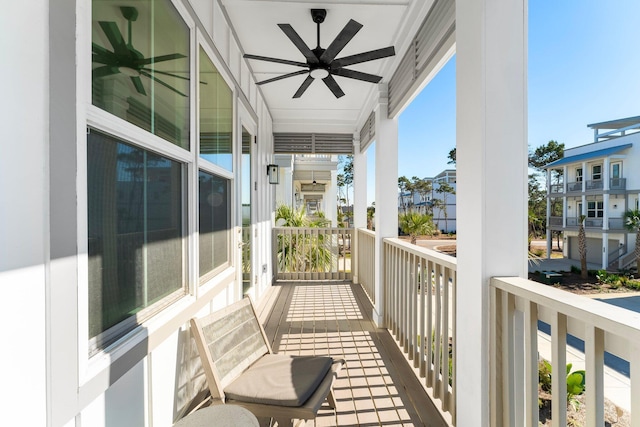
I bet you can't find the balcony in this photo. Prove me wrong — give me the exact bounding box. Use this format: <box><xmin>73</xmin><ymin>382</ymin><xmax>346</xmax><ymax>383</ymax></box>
<box><xmin>610</xmin><ymin>178</ymin><xmax>627</xmax><ymax>192</ymax></box>
<box><xmin>586</xmin><ymin>180</ymin><xmax>604</xmax><ymax>191</ymax></box>
<box><xmin>549</xmin><ymin>184</ymin><xmax>564</xmax><ymax>195</ymax></box>
<box><xmin>567</xmin><ymin>181</ymin><xmax>583</xmax><ymax>193</ymax></box>
<box><xmin>268</xmin><ymin>227</ymin><xmax>638</xmax><ymax>426</ymax></box>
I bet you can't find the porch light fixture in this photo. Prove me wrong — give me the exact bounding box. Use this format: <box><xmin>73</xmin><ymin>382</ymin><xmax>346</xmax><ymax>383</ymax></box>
<box><xmin>267</xmin><ymin>164</ymin><xmax>279</xmax><ymax>184</ymax></box>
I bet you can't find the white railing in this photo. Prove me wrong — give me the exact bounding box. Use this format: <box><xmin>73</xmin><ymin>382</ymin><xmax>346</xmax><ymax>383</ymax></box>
<box><xmin>383</xmin><ymin>237</ymin><xmax>457</xmax><ymax>424</ymax></box>
<box><xmin>356</xmin><ymin>228</ymin><xmax>376</xmax><ymax>303</ymax></box>
<box><xmin>272</xmin><ymin>227</ymin><xmax>352</xmax><ymax>280</ymax></box>
<box><xmin>491</xmin><ymin>276</ymin><xmax>640</xmax><ymax>427</ymax></box>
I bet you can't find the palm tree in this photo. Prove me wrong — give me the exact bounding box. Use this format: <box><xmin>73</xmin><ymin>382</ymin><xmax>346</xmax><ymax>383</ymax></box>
<box><xmin>435</xmin><ymin>181</ymin><xmax>456</xmax><ymax>233</ymax></box>
<box><xmin>399</xmin><ymin>211</ymin><xmax>435</xmax><ymax>244</ymax></box>
<box><xmin>275</xmin><ymin>204</ymin><xmax>332</xmax><ymax>273</ymax></box>
<box><xmin>578</xmin><ymin>215</ymin><xmax>587</xmax><ymax>279</ymax></box>
<box><xmin>624</xmin><ymin>208</ymin><xmax>640</xmax><ymax>273</ymax></box>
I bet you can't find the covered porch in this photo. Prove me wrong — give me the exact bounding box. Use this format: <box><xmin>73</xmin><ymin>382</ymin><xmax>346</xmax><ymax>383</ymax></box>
<box><xmin>257</xmin><ymin>281</ymin><xmax>447</xmax><ymax>426</ymax></box>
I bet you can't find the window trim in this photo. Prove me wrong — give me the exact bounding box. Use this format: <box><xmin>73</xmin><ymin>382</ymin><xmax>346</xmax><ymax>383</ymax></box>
<box><xmin>591</xmin><ymin>164</ymin><xmax>602</xmax><ymax>181</ymax></box>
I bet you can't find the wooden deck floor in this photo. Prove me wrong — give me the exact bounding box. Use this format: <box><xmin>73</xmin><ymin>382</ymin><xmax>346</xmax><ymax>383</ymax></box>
<box><xmin>257</xmin><ymin>281</ymin><xmax>448</xmax><ymax>427</ymax></box>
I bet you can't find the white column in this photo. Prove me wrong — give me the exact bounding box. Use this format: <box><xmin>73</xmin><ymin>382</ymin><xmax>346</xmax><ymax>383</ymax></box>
<box><xmin>456</xmin><ymin>0</ymin><xmax>528</xmax><ymax>425</ymax></box>
<box><xmin>373</xmin><ymin>84</ymin><xmax>398</xmax><ymax>327</ymax></box>
<box><xmin>582</xmin><ymin>161</ymin><xmax>587</xmax><ymax>192</ymax></box>
<box><xmin>353</xmin><ymin>136</ymin><xmax>367</xmax><ymax>285</ymax></box>
<box><xmin>353</xmin><ymin>136</ymin><xmax>367</xmax><ymax>230</ymax></box>
<box><xmin>602</xmin><ymin>232</ymin><xmax>609</xmax><ymax>269</ymax></box>
<box><xmin>546</xmin><ymin>169</ymin><xmax>552</xmax><ymax>258</ymax></box>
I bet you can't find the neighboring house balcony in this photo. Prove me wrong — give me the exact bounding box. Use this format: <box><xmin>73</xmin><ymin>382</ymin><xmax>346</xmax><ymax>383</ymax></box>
<box><xmin>269</xmin><ymin>227</ymin><xmax>639</xmax><ymax>426</ymax></box>
<box><xmin>554</xmin><ymin>178</ymin><xmax>626</xmax><ymax>196</ymax></box>
<box><xmin>554</xmin><ymin>216</ymin><xmax>627</xmax><ymax>231</ymax></box>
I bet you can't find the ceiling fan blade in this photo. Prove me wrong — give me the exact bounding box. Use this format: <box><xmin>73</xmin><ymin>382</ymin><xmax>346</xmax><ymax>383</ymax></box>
<box><xmin>92</xmin><ymin>43</ymin><xmax>118</xmax><ymax>64</ymax></box>
<box><xmin>322</xmin><ymin>74</ymin><xmax>345</xmax><ymax>98</ymax></box>
<box><xmin>92</xmin><ymin>66</ymin><xmax>119</xmax><ymax>79</ymax></box>
<box><xmin>244</xmin><ymin>54</ymin><xmax>308</xmax><ymax>68</ymax></box>
<box><xmin>136</xmin><ymin>53</ymin><xmax>186</xmax><ymax>66</ymax></box>
<box><xmin>140</xmin><ymin>71</ymin><xmax>187</xmax><ymax>97</ymax></box>
<box><xmin>277</xmin><ymin>24</ymin><xmax>319</xmax><ymax>65</ymax></box>
<box><xmin>331</xmin><ymin>46</ymin><xmax>396</xmax><ymax>69</ymax></box>
<box><xmin>130</xmin><ymin>76</ymin><xmax>147</xmax><ymax>95</ymax></box>
<box><xmin>256</xmin><ymin>70</ymin><xmax>309</xmax><ymax>85</ymax></box>
<box><xmin>319</xmin><ymin>19</ymin><xmax>363</xmax><ymax>63</ymax></box>
<box><xmin>99</xmin><ymin>21</ymin><xmax>129</xmax><ymax>56</ymax></box>
<box><xmin>332</xmin><ymin>68</ymin><xmax>382</xmax><ymax>84</ymax></box>
<box><xmin>293</xmin><ymin>75</ymin><xmax>314</xmax><ymax>98</ymax></box>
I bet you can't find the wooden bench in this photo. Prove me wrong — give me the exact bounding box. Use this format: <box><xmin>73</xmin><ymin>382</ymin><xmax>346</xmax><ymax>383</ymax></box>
<box><xmin>190</xmin><ymin>297</ymin><xmax>344</xmax><ymax>426</ymax></box>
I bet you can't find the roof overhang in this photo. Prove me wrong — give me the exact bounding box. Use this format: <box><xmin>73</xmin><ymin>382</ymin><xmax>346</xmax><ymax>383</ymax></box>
<box><xmin>545</xmin><ymin>144</ymin><xmax>632</xmax><ymax>168</ymax></box>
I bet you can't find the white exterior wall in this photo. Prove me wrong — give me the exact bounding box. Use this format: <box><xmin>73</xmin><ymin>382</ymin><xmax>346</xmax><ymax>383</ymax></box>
<box><xmin>0</xmin><ymin>2</ymin><xmax>277</xmax><ymax>426</ymax></box>
<box><xmin>0</xmin><ymin>2</ymin><xmax>49</xmax><ymax>424</ymax></box>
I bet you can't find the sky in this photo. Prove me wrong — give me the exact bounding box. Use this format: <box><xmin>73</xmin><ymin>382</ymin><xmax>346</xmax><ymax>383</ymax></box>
<box><xmin>364</xmin><ymin>0</ymin><xmax>640</xmax><ymax>205</ymax></box>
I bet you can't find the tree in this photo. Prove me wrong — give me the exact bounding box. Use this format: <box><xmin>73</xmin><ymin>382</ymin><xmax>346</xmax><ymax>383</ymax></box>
<box><xmin>398</xmin><ymin>176</ymin><xmax>411</xmax><ymax>213</ymax></box>
<box><xmin>578</xmin><ymin>215</ymin><xmax>587</xmax><ymax>279</ymax></box>
<box><xmin>399</xmin><ymin>211</ymin><xmax>435</xmax><ymax>244</ymax></box>
<box><xmin>435</xmin><ymin>181</ymin><xmax>456</xmax><ymax>233</ymax></box>
<box><xmin>367</xmin><ymin>203</ymin><xmax>375</xmax><ymax>230</ymax></box>
<box><xmin>337</xmin><ymin>155</ymin><xmax>354</xmax><ymax>224</ymax></box>
<box><xmin>275</xmin><ymin>204</ymin><xmax>331</xmax><ymax>273</ymax></box>
<box><xmin>529</xmin><ymin>140</ymin><xmax>565</xmax><ymax>249</ymax></box>
<box><xmin>624</xmin><ymin>208</ymin><xmax>640</xmax><ymax>273</ymax></box>
<box><xmin>447</xmin><ymin>148</ymin><xmax>456</xmax><ymax>165</ymax></box>
<box><xmin>413</xmin><ymin>178</ymin><xmax>433</xmax><ymax>215</ymax></box>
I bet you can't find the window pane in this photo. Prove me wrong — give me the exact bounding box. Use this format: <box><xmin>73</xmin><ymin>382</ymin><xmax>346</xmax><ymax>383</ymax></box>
<box><xmin>92</xmin><ymin>0</ymin><xmax>190</xmax><ymax>149</ymax></box>
<box><xmin>199</xmin><ymin>171</ymin><xmax>230</xmax><ymax>277</ymax></box>
<box><xmin>199</xmin><ymin>47</ymin><xmax>233</xmax><ymax>169</ymax></box>
<box><xmin>88</xmin><ymin>130</ymin><xmax>184</xmax><ymax>344</ymax></box>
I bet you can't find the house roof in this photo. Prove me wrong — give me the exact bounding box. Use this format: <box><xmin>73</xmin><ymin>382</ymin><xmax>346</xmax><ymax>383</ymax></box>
<box><xmin>587</xmin><ymin>116</ymin><xmax>640</xmax><ymax>130</ymax></box>
<box><xmin>545</xmin><ymin>143</ymin><xmax>632</xmax><ymax>168</ymax></box>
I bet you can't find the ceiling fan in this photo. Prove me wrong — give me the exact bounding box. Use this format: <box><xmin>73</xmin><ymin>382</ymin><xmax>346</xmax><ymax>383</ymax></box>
<box><xmin>244</xmin><ymin>9</ymin><xmax>395</xmax><ymax>99</ymax></box>
<box><xmin>92</xmin><ymin>6</ymin><xmax>188</xmax><ymax>97</ymax></box>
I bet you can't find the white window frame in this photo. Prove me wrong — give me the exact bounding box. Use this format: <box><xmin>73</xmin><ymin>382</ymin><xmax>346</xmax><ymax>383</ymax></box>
<box><xmin>575</xmin><ymin>167</ymin><xmax>583</xmax><ymax>182</ymax></box>
<box><xmin>592</xmin><ymin>164</ymin><xmax>602</xmax><ymax>181</ymax></box>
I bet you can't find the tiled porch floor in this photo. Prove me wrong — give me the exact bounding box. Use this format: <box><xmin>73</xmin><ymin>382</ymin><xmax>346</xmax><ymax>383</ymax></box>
<box><xmin>257</xmin><ymin>282</ymin><xmax>448</xmax><ymax>427</ymax></box>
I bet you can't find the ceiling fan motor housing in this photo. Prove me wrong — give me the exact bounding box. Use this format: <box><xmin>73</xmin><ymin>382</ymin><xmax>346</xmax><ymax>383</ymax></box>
<box><xmin>311</xmin><ymin>9</ymin><xmax>327</xmax><ymax>24</ymax></box>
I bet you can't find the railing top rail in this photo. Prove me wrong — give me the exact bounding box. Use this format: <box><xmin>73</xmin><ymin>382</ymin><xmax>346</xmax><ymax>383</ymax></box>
<box><xmin>357</xmin><ymin>228</ymin><xmax>376</xmax><ymax>238</ymax></box>
<box><xmin>274</xmin><ymin>227</ymin><xmax>354</xmax><ymax>232</ymax></box>
<box><xmin>491</xmin><ymin>276</ymin><xmax>640</xmax><ymax>340</ymax></box>
<box><xmin>383</xmin><ymin>237</ymin><xmax>457</xmax><ymax>270</ymax></box>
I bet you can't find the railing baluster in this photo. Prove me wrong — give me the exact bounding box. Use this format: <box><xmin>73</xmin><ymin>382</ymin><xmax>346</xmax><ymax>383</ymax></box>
<box><xmin>524</xmin><ymin>300</ymin><xmax>538</xmax><ymax>427</ymax></box>
<box><xmin>585</xmin><ymin>325</ymin><xmax>604</xmax><ymax>427</ymax></box>
<box><xmin>551</xmin><ymin>312</ymin><xmax>567</xmax><ymax>427</ymax></box>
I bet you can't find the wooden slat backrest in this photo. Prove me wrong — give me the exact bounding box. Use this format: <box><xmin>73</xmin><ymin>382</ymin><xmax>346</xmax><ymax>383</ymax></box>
<box><xmin>190</xmin><ymin>297</ymin><xmax>271</xmax><ymax>401</ymax></box>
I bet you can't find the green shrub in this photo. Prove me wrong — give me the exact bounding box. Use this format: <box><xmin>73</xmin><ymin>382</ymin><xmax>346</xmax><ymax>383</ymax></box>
<box><xmin>538</xmin><ymin>359</ymin><xmax>585</xmax><ymax>406</ymax></box>
<box><xmin>570</xmin><ymin>265</ymin><xmax>581</xmax><ymax>275</ymax></box>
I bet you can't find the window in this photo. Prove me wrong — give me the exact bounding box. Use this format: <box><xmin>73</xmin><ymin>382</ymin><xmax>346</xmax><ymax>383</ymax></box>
<box><xmin>592</xmin><ymin>164</ymin><xmax>602</xmax><ymax>181</ymax></box>
<box><xmin>611</xmin><ymin>163</ymin><xmax>621</xmax><ymax>179</ymax></box>
<box><xmin>587</xmin><ymin>200</ymin><xmax>604</xmax><ymax>218</ymax></box>
<box><xmin>199</xmin><ymin>171</ymin><xmax>230</xmax><ymax>279</ymax></box>
<box><xmin>92</xmin><ymin>0</ymin><xmax>190</xmax><ymax>149</ymax></box>
<box><xmin>199</xmin><ymin>47</ymin><xmax>233</xmax><ymax>170</ymax></box>
<box><xmin>87</xmin><ymin>130</ymin><xmax>185</xmax><ymax>352</ymax></box>
<box><xmin>575</xmin><ymin>167</ymin><xmax>583</xmax><ymax>182</ymax></box>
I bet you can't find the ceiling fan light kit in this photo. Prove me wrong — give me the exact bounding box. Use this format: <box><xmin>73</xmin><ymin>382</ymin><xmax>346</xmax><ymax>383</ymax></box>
<box><xmin>244</xmin><ymin>8</ymin><xmax>395</xmax><ymax>99</ymax></box>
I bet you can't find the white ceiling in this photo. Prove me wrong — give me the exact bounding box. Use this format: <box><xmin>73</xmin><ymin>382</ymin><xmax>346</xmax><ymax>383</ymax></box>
<box><xmin>221</xmin><ymin>0</ymin><xmax>430</xmax><ymax>134</ymax></box>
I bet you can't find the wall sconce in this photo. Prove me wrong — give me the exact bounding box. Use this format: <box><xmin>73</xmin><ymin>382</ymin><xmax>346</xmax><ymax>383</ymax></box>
<box><xmin>613</xmin><ymin>204</ymin><xmax>618</xmax><ymax>209</ymax></box>
<box><xmin>267</xmin><ymin>164</ymin><xmax>279</xmax><ymax>184</ymax></box>
<box><xmin>567</xmin><ymin>206</ymin><xmax>571</xmax><ymax>209</ymax></box>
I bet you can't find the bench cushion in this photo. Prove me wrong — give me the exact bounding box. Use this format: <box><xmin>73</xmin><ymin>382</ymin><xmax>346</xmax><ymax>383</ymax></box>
<box><xmin>224</xmin><ymin>354</ymin><xmax>333</xmax><ymax>407</ymax></box>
